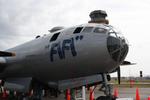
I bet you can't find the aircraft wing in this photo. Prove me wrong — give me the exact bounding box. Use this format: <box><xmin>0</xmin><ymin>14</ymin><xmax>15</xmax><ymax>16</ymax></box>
<box><xmin>48</xmin><ymin>74</ymin><xmax>103</xmax><ymax>90</ymax></box>
<box><xmin>3</xmin><ymin>74</ymin><xmax>103</xmax><ymax>92</ymax></box>
<box><xmin>4</xmin><ymin>78</ymin><xmax>32</xmax><ymax>92</ymax></box>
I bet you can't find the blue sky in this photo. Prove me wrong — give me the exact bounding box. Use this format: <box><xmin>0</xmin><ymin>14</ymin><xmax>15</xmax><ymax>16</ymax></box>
<box><xmin>0</xmin><ymin>0</ymin><xmax>150</xmax><ymax>77</ymax></box>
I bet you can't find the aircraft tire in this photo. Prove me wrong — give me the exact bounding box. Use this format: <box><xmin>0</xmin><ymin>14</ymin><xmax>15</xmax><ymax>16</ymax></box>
<box><xmin>96</xmin><ymin>96</ymin><xmax>116</xmax><ymax>100</ymax></box>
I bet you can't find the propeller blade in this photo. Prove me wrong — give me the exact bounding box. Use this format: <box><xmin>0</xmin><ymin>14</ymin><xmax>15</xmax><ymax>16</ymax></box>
<box><xmin>0</xmin><ymin>51</ymin><xmax>16</xmax><ymax>57</ymax></box>
<box><xmin>121</xmin><ymin>61</ymin><xmax>136</xmax><ymax>66</ymax></box>
<box><xmin>117</xmin><ymin>67</ymin><xmax>121</xmax><ymax>84</ymax></box>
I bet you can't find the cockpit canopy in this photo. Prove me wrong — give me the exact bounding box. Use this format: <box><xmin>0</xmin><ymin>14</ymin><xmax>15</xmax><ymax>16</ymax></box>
<box><xmin>72</xmin><ymin>24</ymin><xmax>125</xmax><ymax>38</ymax></box>
<box><xmin>107</xmin><ymin>26</ymin><xmax>128</xmax><ymax>62</ymax></box>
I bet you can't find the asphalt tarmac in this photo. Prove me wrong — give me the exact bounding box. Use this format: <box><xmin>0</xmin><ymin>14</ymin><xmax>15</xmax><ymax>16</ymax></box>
<box><xmin>43</xmin><ymin>87</ymin><xmax>150</xmax><ymax>100</ymax></box>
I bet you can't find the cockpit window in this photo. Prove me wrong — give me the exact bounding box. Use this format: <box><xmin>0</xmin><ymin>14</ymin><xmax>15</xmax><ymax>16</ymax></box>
<box><xmin>109</xmin><ymin>32</ymin><xmax>117</xmax><ymax>38</ymax></box>
<box><xmin>108</xmin><ymin>29</ymin><xmax>124</xmax><ymax>39</ymax></box>
<box><xmin>73</xmin><ymin>27</ymin><xmax>83</xmax><ymax>34</ymax></box>
<box><xmin>82</xmin><ymin>27</ymin><xmax>93</xmax><ymax>33</ymax></box>
<box><xmin>50</xmin><ymin>32</ymin><xmax>60</xmax><ymax>42</ymax></box>
<box><xmin>94</xmin><ymin>28</ymin><xmax>107</xmax><ymax>33</ymax></box>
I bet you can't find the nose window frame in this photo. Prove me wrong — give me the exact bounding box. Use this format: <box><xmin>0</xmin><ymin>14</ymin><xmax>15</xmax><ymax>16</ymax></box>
<box><xmin>82</xmin><ymin>27</ymin><xmax>93</xmax><ymax>33</ymax></box>
<box><xmin>50</xmin><ymin>32</ymin><xmax>60</xmax><ymax>42</ymax></box>
<box><xmin>109</xmin><ymin>32</ymin><xmax>117</xmax><ymax>38</ymax></box>
<box><xmin>93</xmin><ymin>27</ymin><xmax>107</xmax><ymax>34</ymax></box>
<box><xmin>73</xmin><ymin>27</ymin><xmax>83</xmax><ymax>34</ymax></box>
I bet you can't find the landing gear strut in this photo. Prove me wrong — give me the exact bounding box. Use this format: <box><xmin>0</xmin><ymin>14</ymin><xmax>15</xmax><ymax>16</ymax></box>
<box><xmin>96</xmin><ymin>74</ymin><xmax>115</xmax><ymax>100</ymax></box>
<box><xmin>29</xmin><ymin>79</ymin><xmax>44</xmax><ymax>100</ymax></box>
<box><xmin>101</xmin><ymin>74</ymin><xmax>112</xmax><ymax>96</ymax></box>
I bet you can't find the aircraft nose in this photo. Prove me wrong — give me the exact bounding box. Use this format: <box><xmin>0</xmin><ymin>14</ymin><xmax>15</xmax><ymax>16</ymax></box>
<box><xmin>107</xmin><ymin>36</ymin><xmax>129</xmax><ymax>62</ymax></box>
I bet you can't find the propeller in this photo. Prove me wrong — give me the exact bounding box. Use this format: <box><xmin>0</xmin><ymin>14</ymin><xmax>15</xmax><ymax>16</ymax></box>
<box><xmin>121</xmin><ymin>61</ymin><xmax>136</xmax><ymax>66</ymax></box>
<box><xmin>0</xmin><ymin>51</ymin><xmax>16</xmax><ymax>57</ymax></box>
<box><xmin>116</xmin><ymin>61</ymin><xmax>136</xmax><ymax>84</ymax></box>
<box><xmin>117</xmin><ymin>66</ymin><xmax>121</xmax><ymax>84</ymax></box>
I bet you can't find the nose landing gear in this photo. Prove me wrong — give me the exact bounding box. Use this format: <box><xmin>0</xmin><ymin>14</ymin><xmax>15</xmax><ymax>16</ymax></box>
<box><xmin>96</xmin><ymin>74</ymin><xmax>116</xmax><ymax>100</ymax></box>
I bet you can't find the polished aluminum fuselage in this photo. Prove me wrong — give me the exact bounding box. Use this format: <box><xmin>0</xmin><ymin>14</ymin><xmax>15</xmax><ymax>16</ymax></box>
<box><xmin>0</xmin><ymin>23</ymin><xmax>124</xmax><ymax>81</ymax></box>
